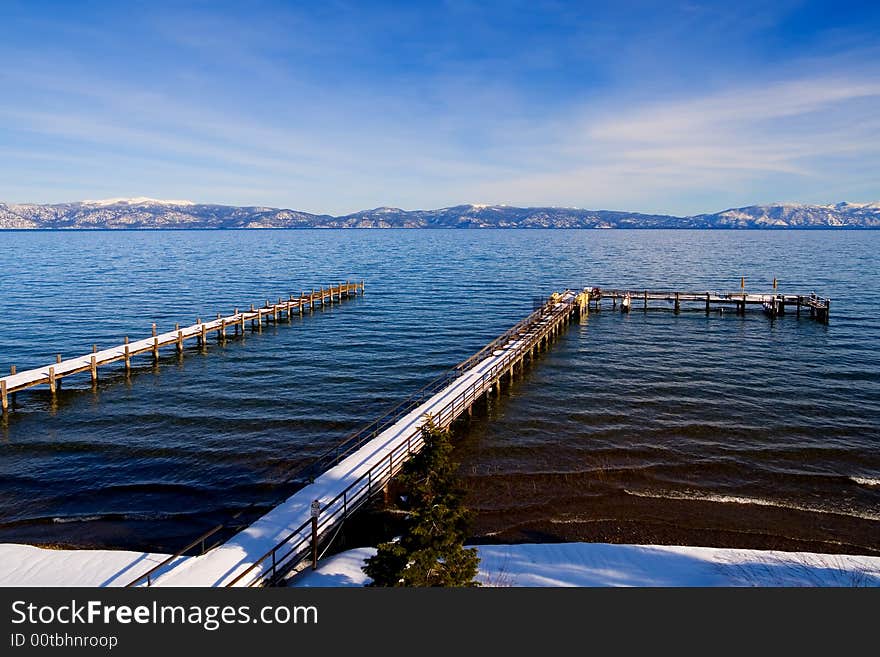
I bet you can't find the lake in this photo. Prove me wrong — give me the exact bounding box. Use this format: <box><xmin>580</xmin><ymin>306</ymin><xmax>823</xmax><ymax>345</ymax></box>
<box><xmin>0</xmin><ymin>229</ymin><xmax>877</xmax><ymax>555</ymax></box>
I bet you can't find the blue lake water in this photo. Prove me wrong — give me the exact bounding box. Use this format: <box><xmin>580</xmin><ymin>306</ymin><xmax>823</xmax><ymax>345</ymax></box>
<box><xmin>0</xmin><ymin>229</ymin><xmax>877</xmax><ymax>554</ymax></box>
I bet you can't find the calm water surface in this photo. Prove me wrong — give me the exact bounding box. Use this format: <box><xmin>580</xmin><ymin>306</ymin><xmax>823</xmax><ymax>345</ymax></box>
<box><xmin>0</xmin><ymin>230</ymin><xmax>877</xmax><ymax>554</ymax></box>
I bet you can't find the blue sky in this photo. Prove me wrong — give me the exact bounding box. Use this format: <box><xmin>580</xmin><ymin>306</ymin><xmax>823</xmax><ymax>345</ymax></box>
<box><xmin>1</xmin><ymin>0</ymin><xmax>878</xmax><ymax>214</ymax></box>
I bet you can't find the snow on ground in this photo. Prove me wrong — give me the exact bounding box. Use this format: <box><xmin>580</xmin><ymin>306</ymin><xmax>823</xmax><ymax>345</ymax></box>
<box><xmin>291</xmin><ymin>543</ymin><xmax>880</xmax><ymax>588</ymax></box>
<box><xmin>3</xmin><ymin>540</ymin><xmax>878</xmax><ymax>587</ymax></box>
<box><xmin>0</xmin><ymin>544</ymin><xmax>182</xmax><ymax>587</ymax></box>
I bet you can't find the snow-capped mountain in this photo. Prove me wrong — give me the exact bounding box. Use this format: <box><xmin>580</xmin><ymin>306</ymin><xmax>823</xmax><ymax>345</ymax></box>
<box><xmin>79</xmin><ymin>197</ymin><xmax>196</xmax><ymax>207</ymax></box>
<box><xmin>0</xmin><ymin>201</ymin><xmax>878</xmax><ymax>229</ymax></box>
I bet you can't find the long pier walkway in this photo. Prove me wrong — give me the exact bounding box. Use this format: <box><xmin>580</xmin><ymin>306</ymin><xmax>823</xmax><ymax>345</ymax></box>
<box><xmin>132</xmin><ymin>290</ymin><xmax>583</xmax><ymax>586</ymax></box>
<box><xmin>1</xmin><ymin>281</ymin><xmax>365</xmax><ymax>413</ymax></box>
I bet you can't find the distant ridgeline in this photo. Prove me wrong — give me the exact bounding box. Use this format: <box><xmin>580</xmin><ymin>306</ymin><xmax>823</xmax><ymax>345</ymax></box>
<box><xmin>1</xmin><ymin>199</ymin><xmax>879</xmax><ymax>229</ymax></box>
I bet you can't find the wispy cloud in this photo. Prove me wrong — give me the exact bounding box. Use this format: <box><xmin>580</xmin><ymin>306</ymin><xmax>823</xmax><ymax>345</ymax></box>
<box><xmin>1</xmin><ymin>1</ymin><xmax>879</xmax><ymax>213</ymax></box>
<box><xmin>465</xmin><ymin>74</ymin><xmax>880</xmax><ymax>212</ymax></box>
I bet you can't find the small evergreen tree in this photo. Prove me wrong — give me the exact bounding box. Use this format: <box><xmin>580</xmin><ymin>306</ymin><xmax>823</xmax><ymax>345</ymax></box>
<box><xmin>364</xmin><ymin>418</ymin><xmax>480</xmax><ymax>586</ymax></box>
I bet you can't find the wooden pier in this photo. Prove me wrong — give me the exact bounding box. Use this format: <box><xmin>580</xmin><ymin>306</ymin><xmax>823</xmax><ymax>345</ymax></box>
<box><xmin>130</xmin><ymin>289</ymin><xmax>583</xmax><ymax>587</ymax></box>
<box><xmin>0</xmin><ymin>281</ymin><xmax>365</xmax><ymax>414</ymax></box>
<box><xmin>125</xmin><ymin>282</ymin><xmax>832</xmax><ymax>587</ymax></box>
<box><xmin>585</xmin><ymin>287</ymin><xmax>830</xmax><ymax>322</ymax></box>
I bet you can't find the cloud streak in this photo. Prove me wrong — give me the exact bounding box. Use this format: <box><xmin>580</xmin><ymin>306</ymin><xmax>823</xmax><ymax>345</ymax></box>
<box><xmin>0</xmin><ymin>1</ymin><xmax>878</xmax><ymax>213</ymax></box>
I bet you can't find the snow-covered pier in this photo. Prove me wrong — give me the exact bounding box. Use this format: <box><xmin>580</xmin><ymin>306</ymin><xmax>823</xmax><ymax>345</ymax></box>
<box><xmin>0</xmin><ymin>281</ymin><xmax>364</xmax><ymax>413</ymax></box>
<box><xmin>587</xmin><ymin>285</ymin><xmax>830</xmax><ymax>321</ymax></box>
<box><xmin>127</xmin><ymin>290</ymin><xmax>583</xmax><ymax>587</ymax></box>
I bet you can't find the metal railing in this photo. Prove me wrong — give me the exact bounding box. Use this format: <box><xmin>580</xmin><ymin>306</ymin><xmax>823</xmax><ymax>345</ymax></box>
<box><xmin>224</xmin><ymin>293</ymin><xmax>577</xmax><ymax>587</ymax></box>
<box><xmin>125</xmin><ymin>524</ymin><xmax>224</xmax><ymax>587</ymax></box>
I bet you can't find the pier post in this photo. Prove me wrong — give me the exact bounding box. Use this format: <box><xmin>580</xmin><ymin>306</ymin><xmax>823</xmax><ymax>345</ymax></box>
<box><xmin>796</xmin><ymin>297</ymin><xmax>801</xmax><ymax>317</ymax></box>
<box><xmin>153</xmin><ymin>337</ymin><xmax>159</xmax><ymax>363</ymax></box>
<box><xmin>201</xmin><ymin>322</ymin><xmax>208</xmax><ymax>345</ymax></box>
<box><xmin>705</xmin><ymin>292</ymin><xmax>710</xmax><ymax>315</ymax></box>
<box><xmin>310</xmin><ymin>503</ymin><xmax>320</xmax><ymax>571</ymax></box>
<box><xmin>257</xmin><ymin>310</ymin><xmax>263</xmax><ymax>332</ymax></box>
<box><xmin>1</xmin><ymin>380</ymin><xmax>7</xmax><ymax>413</ymax></box>
<box><xmin>674</xmin><ymin>292</ymin><xmax>680</xmax><ymax>314</ymax></box>
<box><xmin>824</xmin><ymin>299</ymin><xmax>831</xmax><ymax>324</ymax></box>
<box><xmin>311</xmin><ymin>290</ymin><xmax>316</xmax><ymax>310</ymax></box>
<box><xmin>644</xmin><ymin>290</ymin><xmax>648</xmax><ymax>311</ymax></box>
<box><xmin>152</xmin><ymin>323</ymin><xmax>157</xmax><ymax>337</ymax></box>
<box><xmin>124</xmin><ymin>337</ymin><xmax>131</xmax><ymax>372</ymax></box>
<box><xmin>49</xmin><ymin>366</ymin><xmax>56</xmax><ymax>393</ymax></box>
<box><xmin>219</xmin><ymin>319</ymin><xmax>226</xmax><ymax>343</ymax></box>
<box><xmin>177</xmin><ymin>329</ymin><xmax>184</xmax><ymax>355</ymax></box>
<box><xmin>10</xmin><ymin>365</ymin><xmax>16</xmax><ymax>406</ymax></box>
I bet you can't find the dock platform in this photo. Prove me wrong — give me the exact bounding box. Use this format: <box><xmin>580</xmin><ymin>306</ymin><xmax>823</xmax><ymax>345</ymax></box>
<box><xmin>1</xmin><ymin>281</ymin><xmax>364</xmax><ymax>413</ymax></box>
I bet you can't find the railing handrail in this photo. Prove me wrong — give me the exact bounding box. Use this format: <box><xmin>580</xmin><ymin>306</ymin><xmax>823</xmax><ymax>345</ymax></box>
<box><xmin>126</xmin><ymin>293</ymin><xmax>574</xmax><ymax>588</ymax></box>
<box><xmin>125</xmin><ymin>523</ymin><xmax>224</xmax><ymax>587</ymax></box>
<box><xmin>225</xmin><ymin>294</ymin><xmax>576</xmax><ymax>587</ymax></box>
<box><xmin>276</xmin><ymin>297</ymin><xmax>567</xmax><ymax>482</ymax></box>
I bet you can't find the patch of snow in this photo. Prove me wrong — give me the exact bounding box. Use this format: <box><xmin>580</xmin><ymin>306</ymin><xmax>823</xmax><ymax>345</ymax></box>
<box><xmin>0</xmin><ymin>544</ymin><xmax>181</xmax><ymax>587</ymax></box>
<box><xmin>291</xmin><ymin>543</ymin><xmax>880</xmax><ymax>588</ymax></box>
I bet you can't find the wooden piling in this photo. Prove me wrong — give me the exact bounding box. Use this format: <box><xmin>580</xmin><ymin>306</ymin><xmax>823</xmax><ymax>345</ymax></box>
<box><xmin>201</xmin><ymin>322</ymin><xmax>208</xmax><ymax>344</ymax></box>
<box><xmin>49</xmin><ymin>367</ymin><xmax>56</xmax><ymax>393</ymax></box>
<box><xmin>674</xmin><ymin>292</ymin><xmax>680</xmax><ymax>314</ymax></box>
<box><xmin>177</xmin><ymin>329</ymin><xmax>184</xmax><ymax>354</ymax></box>
<box><xmin>124</xmin><ymin>337</ymin><xmax>131</xmax><ymax>373</ymax></box>
<box><xmin>705</xmin><ymin>292</ymin><xmax>710</xmax><ymax>315</ymax></box>
<box><xmin>90</xmin><ymin>355</ymin><xmax>97</xmax><ymax>383</ymax></box>
<box><xmin>1</xmin><ymin>380</ymin><xmax>7</xmax><ymax>413</ymax></box>
<box><xmin>153</xmin><ymin>337</ymin><xmax>159</xmax><ymax>363</ymax></box>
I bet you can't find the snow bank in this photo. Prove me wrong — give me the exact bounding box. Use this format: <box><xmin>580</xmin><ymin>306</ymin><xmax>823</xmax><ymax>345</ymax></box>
<box><xmin>0</xmin><ymin>544</ymin><xmax>181</xmax><ymax>587</ymax></box>
<box><xmin>292</xmin><ymin>543</ymin><xmax>880</xmax><ymax>588</ymax></box>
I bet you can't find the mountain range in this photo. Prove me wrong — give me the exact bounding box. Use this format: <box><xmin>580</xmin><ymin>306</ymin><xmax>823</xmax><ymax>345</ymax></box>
<box><xmin>1</xmin><ymin>198</ymin><xmax>879</xmax><ymax>229</ymax></box>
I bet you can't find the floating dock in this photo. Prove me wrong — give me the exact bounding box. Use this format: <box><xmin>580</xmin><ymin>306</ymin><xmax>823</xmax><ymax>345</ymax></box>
<box><xmin>0</xmin><ymin>281</ymin><xmax>364</xmax><ymax>413</ymax></box>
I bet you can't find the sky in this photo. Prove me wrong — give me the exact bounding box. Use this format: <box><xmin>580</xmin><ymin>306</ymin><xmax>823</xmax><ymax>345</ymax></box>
<box><xmin>0</xmin><ymin>0</ymin><xmax>878</xmax><ymax>215</ymax></box>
